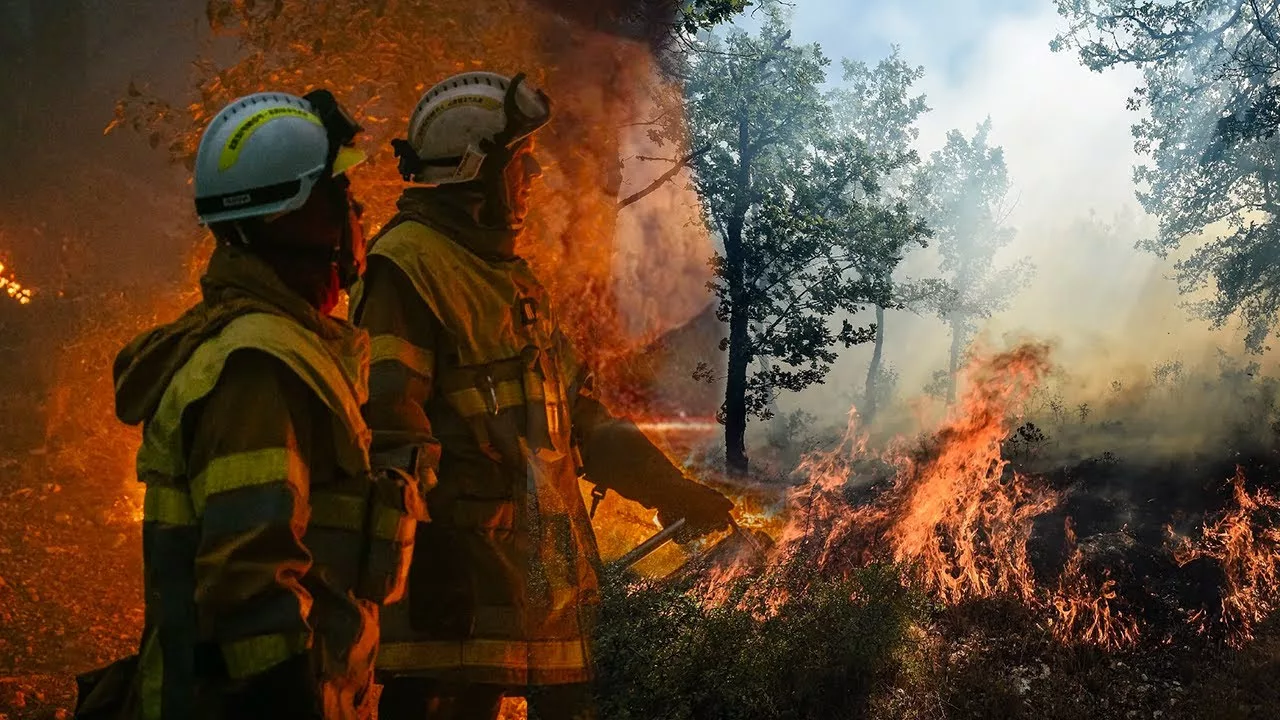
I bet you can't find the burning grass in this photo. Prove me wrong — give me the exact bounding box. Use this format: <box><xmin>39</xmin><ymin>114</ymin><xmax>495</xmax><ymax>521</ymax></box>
<box><xmin>1169</xmin><ymin>466</ymin><xmax>1280</xmax><ymax>648</ymax></box>
<box><xmin>571</xmin><ymin>342</ymin><xmax>1280</xmax><ymax>719</ymax></box>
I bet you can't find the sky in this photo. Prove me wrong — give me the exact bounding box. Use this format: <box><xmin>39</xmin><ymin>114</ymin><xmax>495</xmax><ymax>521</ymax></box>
<box><xmin>723</xmin><ymin>0</ymin><xmax>1252</xmax><ymax>420</ymax></box>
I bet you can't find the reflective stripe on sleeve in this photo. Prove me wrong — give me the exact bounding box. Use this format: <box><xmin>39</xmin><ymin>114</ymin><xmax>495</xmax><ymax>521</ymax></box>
<box><xmin>221</xmin><ymin>632</ymin><xmax>310</xmax><ymax>679</ymax></box>
<box><xmin>190</xmin><ymin>447</ymin><xmax>305</xmax><ymax>516</ymax></box>
<box><xmin>370</xmin><ymin>334</ymin><xmax>434</xmax><ymax>378</ymax></box>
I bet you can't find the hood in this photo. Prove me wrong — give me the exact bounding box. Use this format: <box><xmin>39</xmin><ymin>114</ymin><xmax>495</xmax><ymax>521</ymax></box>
<box><xmin>113</xmin><ymin>244</ymin><xmax>351</xmax><ymax>426</ymax></box>
<box><xmin>387</xmin><ymin>186</ymin><xmax>522</xmax><ymax>262</ymax></box>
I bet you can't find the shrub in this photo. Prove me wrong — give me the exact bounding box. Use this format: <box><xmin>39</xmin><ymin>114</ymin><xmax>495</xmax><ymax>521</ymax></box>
<box><xmin>591</xmin><ymin>564</ymin><xmax>926</xmax><ymax>720</ymax></box>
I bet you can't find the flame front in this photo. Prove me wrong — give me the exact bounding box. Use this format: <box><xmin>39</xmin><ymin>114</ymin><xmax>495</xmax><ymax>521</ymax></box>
<box><xmin>701</xmin><ymin>342</ymin><xmax>1233</xmax><ymax>653</ymax></box>
<box><xmin>770</xmin><ymin>343</ymin><xmax>1057</xmax><ymax>606</ymax></box>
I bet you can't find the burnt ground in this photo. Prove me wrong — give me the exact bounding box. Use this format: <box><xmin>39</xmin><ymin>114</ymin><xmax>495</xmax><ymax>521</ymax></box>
<box><xmin>877</xmin><ymin>598</ymin><xmax>1280</xmax><ymax>720</ymax></box>
<box><xmin>1015</xmin><ymin>437</ymin><xmax>1280</xmax><ymax>647</ymax></box>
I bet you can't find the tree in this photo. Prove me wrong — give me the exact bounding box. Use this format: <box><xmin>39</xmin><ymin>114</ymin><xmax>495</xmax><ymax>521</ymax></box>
<box><xmin>827</xmin><ymin>48</ymin><xmax>936</xmax><ymax>422</ymax></box>
<box><xmin>1052</xmin><ymin>0</ymin><xmax>1280</xmax><ymax>350</ymax></box>
<box><xmin>917</xmin><ymin>119</ymin><xmax>1032</xmax><ymax>403</ymax></box>
<box><xmin>684</xmin><ymin>15</ymin><xmax>930</xmax><ymax>474</ymax></box>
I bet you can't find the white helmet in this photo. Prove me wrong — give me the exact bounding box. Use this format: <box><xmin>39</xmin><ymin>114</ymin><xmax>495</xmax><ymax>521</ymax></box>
<box><xmin>193</xmin><ymin>91</ymin><xmax>367</xmax><ymax>225</ymax></box>
<box><xmin>394</xmin><ymin>71</ymin><xmax>551</xmax><ymax>186</ymax></box>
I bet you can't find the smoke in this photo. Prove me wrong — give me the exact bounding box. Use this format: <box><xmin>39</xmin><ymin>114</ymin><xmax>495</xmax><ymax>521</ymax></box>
<box><xmin>750</xmin><ymin>1</ymin><xmax>1277</xmax><ymax>445</ymax></box>
<box><xmin>614</xmin><ymin>98</ymin><xmax>716</xmax><ymax>340</ymax></box>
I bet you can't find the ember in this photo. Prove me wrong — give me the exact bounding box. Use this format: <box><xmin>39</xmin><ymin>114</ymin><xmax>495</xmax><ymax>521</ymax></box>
<box><xmin>0</xmin><ymin>260</ymin><xmax>33</xmax><ymax>305</ymax></box>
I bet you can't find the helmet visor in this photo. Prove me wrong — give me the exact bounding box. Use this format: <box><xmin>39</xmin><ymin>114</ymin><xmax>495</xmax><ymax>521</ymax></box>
<box><xmin>333</xmin><ymin>145</ymin><xmax>367</xmax><ymax>177</ymax></box>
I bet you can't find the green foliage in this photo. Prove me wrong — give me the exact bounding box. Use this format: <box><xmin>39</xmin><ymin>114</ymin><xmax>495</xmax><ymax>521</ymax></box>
<box><xmin>1052</xmin><ymin>0</ymin><xmax>1280</xmax><ymax>351</ymax></box>
<box><xmin>682</xmin><ymin>14</ymin><xmax>931</xmax><ymax>433</ymax></box>
<box><xmin>591</xmin><ymin>564</ymin><xmax>926</xmax><ymax>720</ymax></box>
<box><xmin>678</xmin><ymin>0</ymin><xmax>755</xmax><ymax>35</ymax></box>
<box><xmin>829</xmin><ymin>48</ymin><xmax>930</xmax><ymax>182</ymax></box>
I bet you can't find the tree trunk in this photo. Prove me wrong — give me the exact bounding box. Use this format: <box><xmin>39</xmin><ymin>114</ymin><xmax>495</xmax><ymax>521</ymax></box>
<box><xmin>723</xmin><ymin>209</ymin><xmax>750</xmax><ymax>476</ymax></box>
<box><xmin>863</xmin><ymin>304</ymin><xmax>885</xmax><ymax>420</ymax></box>
<box><xmin>723</xmin><ymin>114</ymin><xmax>753</xmax><ymax>476</ymax></box>
<box><xmin>947</xmin><ymin>313</ymin><xmax>961</xmax><ymax>405</ymax></box>
<box><xmin>724</xmin><ymin>291</ymin><xmax>750</xmax><ymax>475</ymax></box>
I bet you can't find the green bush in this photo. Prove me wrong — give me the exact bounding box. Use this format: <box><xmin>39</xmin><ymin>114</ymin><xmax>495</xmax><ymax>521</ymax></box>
<box><xmin>591</xmin><ymin>563</ymin><xmax>926</xmax><ymax>720</ymax></box>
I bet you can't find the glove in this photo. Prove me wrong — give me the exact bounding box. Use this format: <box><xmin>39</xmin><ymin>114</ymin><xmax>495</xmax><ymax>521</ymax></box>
<box><xmin>656</xmin><ymin>480</ymin><xmax>735</xmax><ymax>543</ymax></box>
<box><xmin>221</xmin><ymin>652</ymin><xmax>322</xmax><ymax>720</ymax></box>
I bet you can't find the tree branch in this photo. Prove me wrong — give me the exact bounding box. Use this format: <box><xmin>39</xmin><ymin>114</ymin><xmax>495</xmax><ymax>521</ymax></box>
<box><xmin>1251</xmin><ymin>0</ymin><xmax>1280</xmax><ymax>52</ymax></box>
<box><xmin>618</xmin><ymin>143</ymin><xmax>713</xmax><ymax>209</ymax></box>
<box><xmin>759</xmin><ymin>259</ymin><xmax>860</xmax><ymax>339</ymax></box>
<box><xmin>620</xmin><ymin>108</ymin><xmax>673</xmax><ymax>129</ymax></box>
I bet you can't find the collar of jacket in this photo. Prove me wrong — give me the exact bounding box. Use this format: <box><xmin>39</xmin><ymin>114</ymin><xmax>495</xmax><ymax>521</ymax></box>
<box><xmin>199</xmin><ymin>243</ymin><xmax>347</xmax><ymax>340</ymax></box>
<box><xmin>390</xmin><ymin>186</ymin><xmax>522</xmax><ymax>263</ymax></box>
<box><xmin>112</xmin><ymin>244</ymin><xmax>367</xmax><ymax>427</ymax></box>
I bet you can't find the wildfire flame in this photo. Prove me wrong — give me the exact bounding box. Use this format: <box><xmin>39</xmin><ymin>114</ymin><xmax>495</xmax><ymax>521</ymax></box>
<box><xmin>1171</xmin><ymin>466</ymin><xmax>1280</xmax><ymax>648</ymax></box>
<box><xmin>881</xmin><ymin>344</ymin><xmax>1057</xmax><ymax>603</ymax></box>
<box><xmin>701</xmin><ymin>342</ymin><xmax>1174</xmax><ymax>651</ymax></box>
<box><xmin>0</xmin><ymin>260</ymin><xmax>34</xmax><ymax>305</ymax></box>
<box><xmin>770</xmin><ymin>343</ymin><xmax>1057</xmax><ymax>604</ymax></box>
<box><xmin>1048</xmin><ymin>519</ymin><xmax>1141</xmax><ymax>651</ymax></box>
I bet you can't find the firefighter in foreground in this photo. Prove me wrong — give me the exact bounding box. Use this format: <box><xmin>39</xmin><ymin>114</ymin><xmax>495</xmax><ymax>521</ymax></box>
<box><xmin>77</xmin><ymin>90</ymin><xmax>423</xmax><ymax>719</ymax></box>
<box><xmin>350</xmin><ymin>71</ymin><xmax>736</xmax><ymax>719</ymax></box>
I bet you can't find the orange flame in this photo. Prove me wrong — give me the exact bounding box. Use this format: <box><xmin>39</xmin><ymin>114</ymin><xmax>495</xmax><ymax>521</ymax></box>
<box><xmin>883</xmin><ymin>344</ymin><xmax>1057</xmax><ymax>603</ymax></box>
<box><xmin>0</xmin><ymin>260</ymin><xmax>34</xmax><ymax>305</ymax></box>
<box><xmin>1047</xmin><ymin>519</ymin><xmax>1141</xmax><ymax>651</ymax></box>
<box><xmin>771</xmin><ymin>344</ymin><xmax>1057</xmax><ymax>604</ymax></box>
<box><xmin>1171</xmin><ymin>466</ymin><xmax>1280</xmax><ymax>647</ymax></box>
<box><xmin>696</xmin><ymin>342</ymin><xmax>1160</xmax><ymax>651</ymax></box>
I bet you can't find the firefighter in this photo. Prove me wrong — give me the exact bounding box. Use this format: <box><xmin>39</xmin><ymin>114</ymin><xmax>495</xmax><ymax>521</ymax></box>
<box><xmin>350</xmin><ymin>71</ymin><xmax>735</xmax><ymax>719</ymax></box>
<box><xmin>76</xmin><ymin>90</ymin><xmax>423</xmax><ymax>720</ymax></box>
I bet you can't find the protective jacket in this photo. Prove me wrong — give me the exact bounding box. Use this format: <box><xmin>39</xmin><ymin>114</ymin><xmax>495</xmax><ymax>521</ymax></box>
<box><xmin>98</xmin><ymin>245</ymin><xmax>419</xmax><ymax>719</ymax></box>
<box><xmin>350</xmin><ymin>189</ymin><xmax>729</xmax><ymax>687</ymax></box>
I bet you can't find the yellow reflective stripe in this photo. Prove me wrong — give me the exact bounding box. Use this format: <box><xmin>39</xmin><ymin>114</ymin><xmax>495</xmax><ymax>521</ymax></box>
<box><xmin>139</xmin><ymin>628</ymin><xmax>163</xmax><ymax>720</ymax></box>
<box><xmin>137</xmin><ymin>311</ymin><xmax>370</xmax><ymax>481</ymax></box>
<box><xmin>190</xmin><ymin>447</ymin><xmax>304</xmax><ymax>516</ymax></box>
<box><xmin>494</xmin><ymin>379</ymin><xmax>523</xmax><ymax>408</ymax></box>
<box><xmin>309</xmin><ymin>491</ymin><xmax>414</xmax><ymax>542</ymax></box>
<box><xmin>524</xmin><ymin>373</ymin><xmax>545</xmax><ymax>402</ymax></box>
<box><xmin>309</xmin><ymin>490</ymin><xmax>365</xmax><ymax>533</ymax></box>
<box><xmin>219</xmin><ymin>106</ymin><xmax>322</xmax><ymax>171</ymax></box>
<box><xmin>221</xmin><ymin>632</ymin><xmax>310</xmax><ymax>679</ymax></box>
<box><xmin>446</xmin><ymin>380</ymin><xmax>525</xmax><ymax>417</ymax></box>
<box><xmin>376</xmin><ymin>639</ymin><xmax>587</xmax><ymax>672</ymax></box>
<box><xmin>370</xmin><ymin>334</ymin><xmax>434</xmax><ymax>378</ymax></box>
<box><xmin>371</xmin><ymin>505</ymin><xmax>414</xmax><ymax>542</ymax></box>
<box><xmin>446</xmin><ymin>387</ymin><xmax>488</xmax><ymax>417</ymax></box>
<box><xmin>143</xmin><ymin>485</ymin><xmax>196</xmax><ymax>526</ymax></box>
